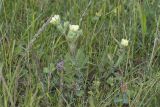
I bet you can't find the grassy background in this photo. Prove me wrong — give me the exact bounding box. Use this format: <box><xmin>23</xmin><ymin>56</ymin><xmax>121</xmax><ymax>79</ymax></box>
<box><xmin>0</xmin><ymin>0</ymin><xmax>160</xmax><ymax>107</ymax></box>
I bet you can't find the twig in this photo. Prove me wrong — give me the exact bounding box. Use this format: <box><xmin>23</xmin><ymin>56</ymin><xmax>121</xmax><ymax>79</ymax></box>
<box><xmin>79</xmin><ymin>0</ymin><xmax>92</xmax><ymax>25</ymax></box>
<box><xmin>26</xmin><ymin>15</ymin><xmax>53</xmax><ymax>53</ymax></box>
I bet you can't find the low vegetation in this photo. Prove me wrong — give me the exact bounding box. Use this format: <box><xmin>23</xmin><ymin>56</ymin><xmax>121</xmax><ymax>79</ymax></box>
<box><xmin>0</xmin><ymin>0</ymin><xmax>160</xmax><ymax>107</ymax></box>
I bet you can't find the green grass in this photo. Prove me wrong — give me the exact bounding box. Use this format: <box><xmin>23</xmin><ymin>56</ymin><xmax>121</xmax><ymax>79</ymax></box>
<box><xmin>0</xmin><ymin>0</ymin><xmax>160</xmax><ymax>107</ymax></box>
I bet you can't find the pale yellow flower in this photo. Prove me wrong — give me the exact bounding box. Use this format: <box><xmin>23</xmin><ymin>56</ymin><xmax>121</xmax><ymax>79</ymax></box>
<box><xmin>50</xmin><ymin>15</ymin><xmax>60</xmax><ymax>25</ymax></box>
<box><xmin>69</xmin><ymin>24</ymin><xmax>79</xmax><ymax>32</ymax></box>
<box><xmin>121</xmin><ymin>39</ymin><xmax>129</xmax><ymax>47</ymax></box>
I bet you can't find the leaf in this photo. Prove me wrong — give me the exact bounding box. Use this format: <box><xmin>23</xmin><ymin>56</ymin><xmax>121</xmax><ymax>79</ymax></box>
<box><xmin>49</xmin><ymin>63</ymin><xmax>55</xmax><ymax>72</ymax></box>
<box><xmin>75</xmin><ymin>49</ymin><xmax>88</xmax><ymax>70</ymax></box>
<box><xmin>107</xmin><ymin>77</ymin><xmax>114</xmax><ymax>86</ymax></box>
<box><xmin>122</xmin><ymin>93</ymin><xmax>129</xmax><ymax>104</ymax></box>
<box><xmin>43</xmin><ymin>67</ymin><xmax>50</xmax><ymax>74</ymax></box>
<box><xmin>63</xmin><ymin>53</ymin><xmax>77</xmax><ymax>85</ymax></box>
<box><xmin>63</xmin><ymin>21</ymin><xmax>69</xmax><ymax>33</ymax></box>
<box><xmin>0</xmin><ymin>62</ymin><xmax>3</xmax><ymax>74</ymax></box>
<box><xmin>114</xmin><ymin>97</ymin><xmax>123</xmax><ymax>103</ymax></box>
<box><xmin>127</xmin><ymin>89</ymin><xmax>135</xmax><ymax>98</ymax></box>
<box><xmin>115</xmin><ymin>52</ymin><xmax>125</xmax><ymax>67</ymax></box>
<box><xmin>64</xmin><ymin>52</ymin><xmax>74</xmax><ymax>73</ymax></box>
<box><xmin>0</xmin><ymin>0</ymin><xmax>2</xmax><ymax>14</ymax></box>
<box><xmin>76</xmin><ymin>90</ymin><xmax>84</xmax><ymax>97</ymax></box>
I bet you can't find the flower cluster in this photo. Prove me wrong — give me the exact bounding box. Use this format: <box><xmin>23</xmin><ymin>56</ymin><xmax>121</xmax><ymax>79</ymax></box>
<box><xmin>121</xmin><ymin>39</ymin><xmax>128</xmax><ymax>47</ymax></box>
<box><xmin>56</xmin><ymin>60</ymin><xmax>64</xmax><ymax>71</ymax></box>
<box><xmin>69</xmin><ymin>25</ymin><xmax>79</xmax><ymax>32</ymax></box>
<box><xmin>50</xmin><ymin>15</ymin><xmax>83</xmax><ymax>55</ymax></box>
<box><xmin>50</xmin><ymin>15</ymin><xmax>60</xmax><ymax>25</ymax></box>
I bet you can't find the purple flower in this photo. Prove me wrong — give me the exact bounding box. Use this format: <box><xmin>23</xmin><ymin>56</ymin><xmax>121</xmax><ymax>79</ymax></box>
<box><xmin>56</xmin><ymin>60</ymin><xmax>64</xmax><ymax>71</ymax></box>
